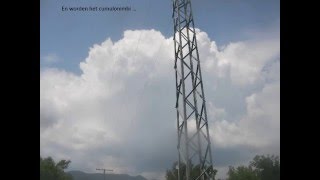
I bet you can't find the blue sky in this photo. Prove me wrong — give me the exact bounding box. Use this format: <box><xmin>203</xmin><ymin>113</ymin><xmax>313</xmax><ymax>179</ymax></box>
<box><xmin>40</xmin><ymin>1</ymin><xmax>280</xmax><ymax>179</ymax></box>
<box><xmin>40</xmin><ymin>0</ymin><xmax>279</xmax><ymax>74</ymax></box>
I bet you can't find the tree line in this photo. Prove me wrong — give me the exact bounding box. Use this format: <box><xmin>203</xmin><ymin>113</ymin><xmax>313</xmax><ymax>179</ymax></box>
<box><xmin>40</xmin><ymin>154</ymin><xmax>279</xmax><ymax>180</ymax></box>
<box><xmin>165</xmin><ymin>154</ymin><xmax>280</xmax><ymax>180</ymax></box>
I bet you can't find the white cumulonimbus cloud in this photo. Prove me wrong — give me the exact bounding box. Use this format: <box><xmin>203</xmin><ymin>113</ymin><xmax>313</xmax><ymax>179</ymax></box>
<box><xmin>40</xmin><ymin>28</ymin><xmax>279</xmax><ymax>180</ymax></box>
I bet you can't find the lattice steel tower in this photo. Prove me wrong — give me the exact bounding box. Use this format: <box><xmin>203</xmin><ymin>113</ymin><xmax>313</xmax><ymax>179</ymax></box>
<box><xmin>172</xmin><ymin>0</ymin><xmax>214</xmax><ymax>179</ymax></box>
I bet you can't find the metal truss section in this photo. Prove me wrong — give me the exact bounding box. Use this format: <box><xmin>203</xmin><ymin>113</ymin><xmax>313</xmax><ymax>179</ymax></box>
<box><xmin>172</xmin><ymin>0</ymin><xmax>214</xmax><ymax>180</ymax></box>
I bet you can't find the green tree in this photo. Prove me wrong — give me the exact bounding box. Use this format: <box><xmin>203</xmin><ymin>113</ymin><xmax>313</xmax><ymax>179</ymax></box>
<box><xmin>165</xmin><ymin>161</ymin><xmax>217</xmax><ymax>180</ymax></box>
<box><xmin>250</xmin><ymin>155</ymin><xmax>280</xmax><ymax>180</ymax></box>
<box><xmin>227</xmin><ymin>165</ymin><xmax>259</xmax><ymax>180</ymax></box>
<box><xmin>40</xmin><ymin>156</ymin><xmax>73</xmax><ymax>180</ymax></box>
<box><xmin>227</xmin><ymin>154</ymin><xmax>280</xmax><ymax>180</ymax></box>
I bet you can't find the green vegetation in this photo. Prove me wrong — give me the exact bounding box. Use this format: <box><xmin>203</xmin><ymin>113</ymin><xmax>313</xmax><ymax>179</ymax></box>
<box><xmin>227</xmin><ymin>166</ymin><xmax>259</xmax><ymax>180</ymax></box>
<box><xmin>227</xmin><ymin>155</ymin><xmax>280</xmax><ymax>180</ymax></box>
<box><xmin>40</xmin><ymin>154</ymin><xmax>279</xmax><ymax>180</ymax></box>
<box><xmin>40</xmin><ymin>156</ymin><xmax>73</xmax><ymax>180</ymax></box>
<box><xmin>165</xmin><ymin>154</ymin><xmax>280</xmax><ymax>180</ymax></box>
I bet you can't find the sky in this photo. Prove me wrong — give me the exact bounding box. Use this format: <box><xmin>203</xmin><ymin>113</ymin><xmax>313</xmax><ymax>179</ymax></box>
<box><xmin>40</xmin><ymin>0</ymin><xmax>280</xmax><ymax>179</ymax></box>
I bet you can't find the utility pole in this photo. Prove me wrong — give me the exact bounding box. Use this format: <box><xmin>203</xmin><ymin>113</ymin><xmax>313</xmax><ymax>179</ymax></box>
<box><xmin>172</xmin><ymin>0</ymin><xmax>214</xmax><ymax>179</ymax></box>
<box><xmin>96</xmin><ymin>168</ymin><xmax>113</xmax><ymax>180</ymax></box>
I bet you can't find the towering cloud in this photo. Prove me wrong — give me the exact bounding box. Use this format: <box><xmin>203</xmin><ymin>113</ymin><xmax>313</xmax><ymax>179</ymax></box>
<box><xmin>40</xmin><ymin>28</ymin><xmax>279</xmax><ymax>179</ymax></box>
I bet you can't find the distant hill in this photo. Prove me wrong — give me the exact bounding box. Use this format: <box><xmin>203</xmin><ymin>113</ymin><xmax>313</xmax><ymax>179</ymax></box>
<box><xmin>67</xmin><ymin>170</ymin><xmax>148</xmax><ymax>180</ymax></box>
